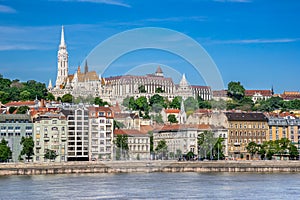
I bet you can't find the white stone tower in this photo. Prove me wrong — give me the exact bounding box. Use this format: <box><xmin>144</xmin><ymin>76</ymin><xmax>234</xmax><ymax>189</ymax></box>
<box><xmin>55</xmin><ymin>26</ymin><xmax>69</xmax><ymax>88</ymax></box>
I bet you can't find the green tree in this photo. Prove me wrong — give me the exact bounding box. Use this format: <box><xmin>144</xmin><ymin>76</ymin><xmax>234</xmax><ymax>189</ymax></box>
<box><xmin>149</xmin><ymin>94</ymin><xmax>166</xmax><ymax>107</ymax></box>
<box><xmin>113</xmin><ymin>120</ymin><xmax>125</xmax><ymax>130</ymax></box>
<box><xmin>198</xmin><ymin>97</ymin><xmax>212</xmax><ymax>109</ymax></box>
<box><xmin>186</xmin><ymin>151</ymin><xmax>195</xmax><ymax>161</ymax></box>
<box><xmin>148</xmin><ymin>131</ymin><xmax>154</xmax><ymax>153</ymax></box>
<box><xmin>122</xmin><ymin>96</ymin><xmax>130</xmax><ymax>108</ymax></box>
<box><xmin>8</xmin><ymin>106</ymin><xmax>18</xmax><ymax>114</ymax></box>
<box><xmin>20</xmin><ymin>136</ymin><xmax>34</xmax><ymax>162</ymax></box>
<box><xmin>227</xmin><ymin>81</ymin><xmax>245</xmax><ymax>100</ymax></box>
<box><xmin>16</xmin><ymin>106</ymin><xmax>29</xmax><ymax>114</ymax></box>
<box><xmin>46</xmin><ymin>92</ymin><xmax>55</xmax><ymax>101</ymax></box>
<box><xmin>94</xmin><ymin>97</ymin><xmax>109</xmax><ymax>106</ymax></box>
<box><xmin>210</xmin><ymin>99</ymin><xmax>226</xmax><ymax>110</ymax></box>
<box><xmin>184</xmin><ymin>97</ymin><xmax>199</xmax><ymax>112</ymax></box>
<box><xmin>289</xmin><ymin>144</ymin><xmax>299</xmax><ymax>160</ymax></box>
<box><xmin>246</xmin><ymin>142</ymin><xmax>258</xmax><ymax>159</ymax></box>
<box><xmin>135</xmin><ymin>96</ymin><xmax>149</xmax><ymax>111</ymax></box>
<box><xmin>20</xmin><ymin>90</ymin><xmax>31</xmax><ymax>101</ymax></box>
<box><xmin>61</xmin><ymin>93</ymin><xmax>73</xmax><ymax>103</ymax></box>
<box><xmin>128</xmin><ymin>97</ymin><xmax>137</xmax><ymax>110</ymax></box>
<box><xmin>168</xmin><ymin>114</ymin><xmax>178</xmax><ymax>123</ymax></box>
<box><xmin>138</xmin><ymin>85</ymin><xmax>146</xmax><ymax>93</ymax></box>
<box><xmin>44</xmin><ymin>149</ymin><xmax>58</xmax><ymax>161</ymax></box>
<box><xmin>0</xmin><ymin>138</ymin><xmax>12</xmax><ymax>162</ymax></box>
<box><xmin>155</xmin><ymin>140</ymin><xmax>168</xmax><ymax>159</ymax></box>
<box><xmin>0</xmin><ymin>91</ymin><xmax>9</xmax><ymax>104</ymax></box>
<box><xmin>169</xmin><ymin>96</ymin><xmax>182</xmax><ymax>109</ymax></box>
<box><xmin>197</xmin><ymin>131</ymin><xmax>218</xmax><ymax>160</ymax></box>
<box><xmin>152</xmin><ymin>114</ymin><xmax>164</xmax><ymax>124</ymax></box>
<box><xmin>114</xmin><ymin>134</ymin><xmax>129</xmax><ymax>160</ymax></box>
<box><xmin>238</xmin><ymin>97</ymin><xmax>254</xmax><ymax>111</ymax></box>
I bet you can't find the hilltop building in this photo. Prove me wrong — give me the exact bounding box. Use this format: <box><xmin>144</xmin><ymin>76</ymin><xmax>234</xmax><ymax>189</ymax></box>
<box><xmin>48</xmin><ymin>27</ymin><xmax>212</xmax><ymax>104</ymax></box>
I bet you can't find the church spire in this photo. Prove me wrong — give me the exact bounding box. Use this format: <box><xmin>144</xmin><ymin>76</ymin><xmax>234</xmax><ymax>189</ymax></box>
<box><xmin>84</xmin><ymin>60</ymin><xmax>88</xmax><ymax>74</ymax></box>
<box><xmin>48</xmin><ymin>79</ymin><xmax>53</xmax><ymax>90</ymax></box>
<box><xmin>179</xmin><ymin>73</ymin><xmax>189</xmax><ymax>87</ymax></box>
<box><xmin>60</xmin><ymin>25</ymin><xmax>66</xmax><ymax>48</ymax></box>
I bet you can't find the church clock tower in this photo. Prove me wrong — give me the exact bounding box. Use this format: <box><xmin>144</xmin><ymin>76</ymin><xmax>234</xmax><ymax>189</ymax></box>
<box><xmin>55</xmin><ymin>26</ymin><xmax>69</xmax><ymax>88</ymax></box>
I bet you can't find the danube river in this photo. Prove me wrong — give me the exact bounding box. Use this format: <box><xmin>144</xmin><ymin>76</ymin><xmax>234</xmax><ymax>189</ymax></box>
<box><xmin>0</xmin><ymin>172</ymin><xmax>299</xmax><ymax>199</ymax></box>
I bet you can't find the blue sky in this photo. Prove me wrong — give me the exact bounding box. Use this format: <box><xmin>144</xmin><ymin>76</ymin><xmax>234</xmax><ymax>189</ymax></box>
<box><xmin>0</xmin><ymin>0</ymin><xmax>299</xmax><ymax>93</ymax></box>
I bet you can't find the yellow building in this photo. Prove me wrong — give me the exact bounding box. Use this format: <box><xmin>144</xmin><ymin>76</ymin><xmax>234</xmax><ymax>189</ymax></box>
<box><xmin>226</xmin><ymin>112</ymin><xmax>268</xmax><ymax>160</ymax></box>
<box><xmin>267</xmin><ymin>117</ymin><xmax>300</xmax><ymax>147</ymax></box>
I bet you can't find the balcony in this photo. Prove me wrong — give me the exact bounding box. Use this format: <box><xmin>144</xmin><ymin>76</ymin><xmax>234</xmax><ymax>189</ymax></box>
<box><xmin>234</xmin><ymin>142</ymin><xmax>240</xmax><ymax>146</ymax></box>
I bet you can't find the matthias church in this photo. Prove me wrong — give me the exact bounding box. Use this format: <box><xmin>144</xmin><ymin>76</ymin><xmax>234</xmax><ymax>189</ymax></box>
<box><xmin>48</xmin><ymin>27</ymin><xmax>212</xmax><ymax>104</ymax></box>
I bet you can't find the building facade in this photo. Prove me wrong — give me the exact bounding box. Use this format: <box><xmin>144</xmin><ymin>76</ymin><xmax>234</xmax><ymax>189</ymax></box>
<box><xmin>62</xmin><ymin>106</ymin><xmax>89</xmax><ymax>161</ymax></box>
<box><xmin>225</xmin><ymin>112</ymin><xmax>268</xmax><ymax>160</ymax></box>
<box><xmin>114</xmin><ymin>129</ymin><xmax>150</xmax><ymax>160</ymax></box>
<box><xmin>33</xmin><ymin>113</ymin><xmax>68</xmax><ymax>162</ymax></box>
<box><xmin>268</xmin><ymin>116</ymin><xmax>300</xmax><ymax>148</ymax></box>
<box><xmin>49</xmin><ymin>26</ymin><xmax>101</xmax><ymax>99</ymax></box>
<box><xmin>0</xmin><ymin>114</ymin><xmax>33</xmax><ymax>162</ymax></box>
<box><xmin>89</xmin><ymin>106</ymin><xmax>114</xmax><ymax>161</ymax></box>
<box><xmin>48</xmin><ymin>27</ymin><xmax>212</xmax><ymax>103</ymax></box>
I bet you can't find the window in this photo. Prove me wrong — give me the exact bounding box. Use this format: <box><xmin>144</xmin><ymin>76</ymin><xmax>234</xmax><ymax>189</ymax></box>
<box><xmin>99</xmin><ymin>112</ymin><xmax>105</xmax><ymax>116</ymax></box>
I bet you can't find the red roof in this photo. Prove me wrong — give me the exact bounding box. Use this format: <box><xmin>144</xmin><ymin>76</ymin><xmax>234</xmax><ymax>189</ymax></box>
<box><xmin>164</xmin><ymin>109</ymin><xmax>180</xmax><ymax>114</ymax></box>
<box><xmin>5</xmin><ymin>101</ymin><xmax>36</xmax><ymax>107</ymax></box>
<box><xmin>114</xmin><ymin>129</ymin><xmax>148</xmax><ymax>137</ymax></box>
<box><xmin>88</xmin><ymin>106</ymin><xmax>114</xmax><ymax>118</ymax></box>
<box><xmin>281</xmin><ymin>91</ymin><xmax>300</xmax><ymax>100</ymax></box>
<box><xmin>245</xmin><ymin>90</ymin><xmax>272</xmax><ymax>96</ymax></box>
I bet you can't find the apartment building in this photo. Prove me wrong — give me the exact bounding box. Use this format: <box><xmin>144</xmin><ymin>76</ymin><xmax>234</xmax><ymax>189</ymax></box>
<box><xmin>32</xmin><ymin>113</ymin><xmax>68</xmax><ymax>162</ymax></box>
<box><xmin>62</xmin><ymin>106</ymin><xmax>89</xmax><ymax>161</ymax></box>
<box><xmin>89</xmin><ymin>106</ymin><xmax>114</xmax><ymax>161</ymax></box>
<box><xmin>0</xmin><ymin>114</ymin><xmax>33</xmax><ymax>162</ymax></box>
<box><xmin>226</xmin><ymin>112</ymin><xmax>268</xmax><ymax>160</ymax></box>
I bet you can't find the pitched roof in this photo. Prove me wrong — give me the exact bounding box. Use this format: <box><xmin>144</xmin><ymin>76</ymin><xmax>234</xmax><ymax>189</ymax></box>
<box><xmin>164</xmin><ymin>109</ymin><xmax>180</xmax><ymax>114</ymax></box>
<box><xmin>245</xmin><ymin>90</ymin><xmax>272</xmax><ymax>96</ymax></box>
<box><xmin>114</xmin><ymin>129</ymin><xmax>149</xmax><ymax>137</ymax></box>
<box><xmin>225</xmin><ymin>112</ymin><xmax>268</xmax><ymax>122</ymax></box>
<box><xmin>0</xmin><ymin>114</ymin><xmax>32</xmax><ymax>122</ymax></box>
<box><xmin>5</xmin><ymin>101</ymin><xmax>36</xmax><ymax>107</ymax></box>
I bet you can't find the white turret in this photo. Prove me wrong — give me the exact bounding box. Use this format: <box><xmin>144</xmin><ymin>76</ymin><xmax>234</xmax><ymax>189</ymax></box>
<box><xmin>55</xmin><ymin>26</ymin><xmax>69</xmax><ymax>88</ymax></box>
<box><xmin>48</xmin><ymin>79</ymin><xmax>53</xmax><ymax>90</ymax></box>
<box><xmin>179</xmin><ymin>73</ymin><xmax>189</xmax><ymax>87</ymax></box>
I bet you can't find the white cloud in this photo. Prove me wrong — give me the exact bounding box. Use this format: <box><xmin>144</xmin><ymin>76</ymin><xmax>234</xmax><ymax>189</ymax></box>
<box><xmin>0</xmin><ymin>5</ymin><xmax>16</xmax><ymax>13</ymax></box>
<box><xmin>61</xmin><ymin>0</ymin><xmax>131</xmax><ymax>7</ymax></box>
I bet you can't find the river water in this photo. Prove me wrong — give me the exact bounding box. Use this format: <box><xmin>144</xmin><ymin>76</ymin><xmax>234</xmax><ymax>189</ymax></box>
<box><xmin>0</xmin><ymin>172</ymin><xmax>299</xmax><ymax>199</ymax></box>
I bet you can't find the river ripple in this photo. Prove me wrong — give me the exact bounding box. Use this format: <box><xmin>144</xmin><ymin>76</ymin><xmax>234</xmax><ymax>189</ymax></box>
<box><xmin>0</xmin><ymin>172</ymin><xmax>300</xmax><ymax>199</ymax></box>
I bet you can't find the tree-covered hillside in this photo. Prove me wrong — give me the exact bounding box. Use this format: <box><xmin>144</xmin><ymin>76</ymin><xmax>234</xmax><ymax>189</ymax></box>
<box><xmin>0</xmin><ymin>74</ymin><xmax>48</xmax><ymax>104</ymax></box>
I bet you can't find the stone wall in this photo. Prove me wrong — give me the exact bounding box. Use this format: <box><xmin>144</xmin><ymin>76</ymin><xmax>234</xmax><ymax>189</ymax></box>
<box><xmin>1</xmin><ymin>161</ymin><xmax>300</xmax><ymax>176</ymax></box>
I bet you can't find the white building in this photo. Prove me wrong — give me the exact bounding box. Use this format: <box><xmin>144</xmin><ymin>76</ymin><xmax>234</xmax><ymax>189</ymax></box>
<box><xmin>62</xmin><ymin>106</ymin><xmax>89</xmax><ymax>161</ymax></box>
<box><xmin>48</xmin><ymin>27</ymin><xmax>212</xmax><ymax>104</ymax></box>
<box><xmin>89</xmin><ymin>106</ymin><xmax>114</xmax><ymax>161</ymax></box>
<box><xmin>114</xmin><ymin>129</ymin><xmax>150</xmax><ymax>160</ymax></box>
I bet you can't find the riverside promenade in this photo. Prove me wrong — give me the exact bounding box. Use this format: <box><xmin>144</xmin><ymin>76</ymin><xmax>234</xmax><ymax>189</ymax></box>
<box><xmin>1</xmin><ymin>160</ymin><xmax>300</xmax><ymax>176</ymax></box>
